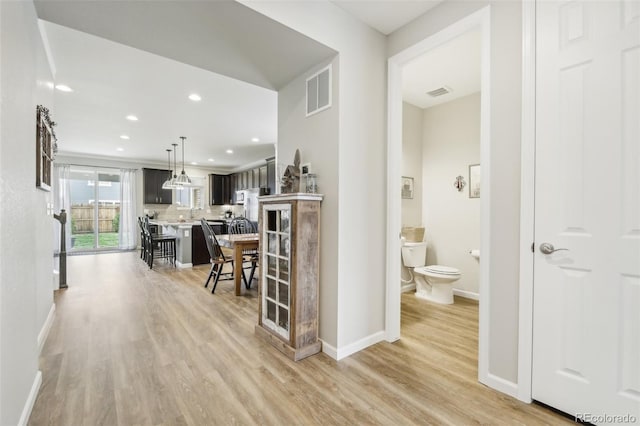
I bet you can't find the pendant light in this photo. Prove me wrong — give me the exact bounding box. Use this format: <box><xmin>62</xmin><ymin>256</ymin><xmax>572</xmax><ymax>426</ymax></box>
<box><xmin>171</xmin><ymin>142</ymin><xmax>182</xmax><ymax>189</ymax></box>
<box><xmin>161</xmin><ymin>148</ymin><xmax>173</xmax><ymax>189</ymax></box>
<box><xmin>175</xmin><ymin>136</ymin><xmax>192</xmax><ymax>186</ymax></box>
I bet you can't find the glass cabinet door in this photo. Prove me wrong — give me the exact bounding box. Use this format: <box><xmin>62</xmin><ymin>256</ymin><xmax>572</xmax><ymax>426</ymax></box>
<box><xmin>261</xmin><ymin>203</ymin><xmax>291</xmax><ymax>339</ymax></box>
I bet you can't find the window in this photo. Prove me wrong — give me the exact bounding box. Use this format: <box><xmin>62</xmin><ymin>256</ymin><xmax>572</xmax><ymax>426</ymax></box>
<box><xmin>175</xmin><ymin>177</ymin><xmax>204</xmax><ymax>209</ymax></box>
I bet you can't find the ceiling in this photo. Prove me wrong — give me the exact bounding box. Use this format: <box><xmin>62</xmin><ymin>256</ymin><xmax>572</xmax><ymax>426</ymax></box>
<box><xmin>35</xmin><ymin>0</ymin><xmax>455</xmax><ymax>168</ymax></box>
<box><xmin>34</xmin><ymin>0</ymin><xmax>336</xmax><ymax>170</ymax></box>
<box><xmin>402</xmin><ymin>28</ymin><xmax>481</xmax><ymax>109</ymax></box>
<box><xmin>42</xmin><ymin>21</ymin><xmax>278</xmax><ymax>168</ymax></box>
<box><xmin>331</xmin><ymin>0</ymin><xmax>442</xmax><ymax>35</ymax></box>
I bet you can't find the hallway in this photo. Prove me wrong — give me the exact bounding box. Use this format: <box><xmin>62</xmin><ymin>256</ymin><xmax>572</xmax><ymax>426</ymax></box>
<box><xmin>29</xmin><ymin>252</ymin><xmax>570</xmax><ymax>425</ymax></box>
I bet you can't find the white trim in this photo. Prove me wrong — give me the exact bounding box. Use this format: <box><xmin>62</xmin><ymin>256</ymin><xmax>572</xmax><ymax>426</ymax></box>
<box><xmin>517</xmin><ymin>0</ymin><xmax>537</xmax><ymax>404</ymax></box>
<box><xmin>17</xmin><ymin>371</ymin><xmax>42</xmax><ymax>426</ymax></box>
<box><xmin>38</xmin><ymin>303</ymin><xmax>56</xmax><ymax>353</ymax></box>
<box><xmin>176</xmin><ymin>261</ymin><xmax>193</xmax><ymax>268</ymax></box>
<box><xmin>321</xmin><ymin>340</ymin><xmax>338</xmax><ymax>360</ymax></box>
<box><xmin>453</xmin><ymin>288</ymin><xmax>479</xmax><ymax>301</ymax></box>
<box><xmin>484</xmin><ymin>373</ymin><xmax>519</xmax><ymax>399</ymax></box>
<box><xmin>322</xmin><ymin>331</ymin><xmax>386</xmax><ymax>361</ymax></box>
<box><xmin>386</xmin><ymin>4</ymin><xmax>494</xmax><ymax>391</ymax></box>
<box><xmin>258</xmin><ymin>193</ymin><xmax>324</xmax><ymax>202</ymax></box>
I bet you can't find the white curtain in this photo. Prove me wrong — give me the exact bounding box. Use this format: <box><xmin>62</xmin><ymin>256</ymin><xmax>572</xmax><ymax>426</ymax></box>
<box><xmin>53</xmin><ymin>164</ymin><xmax>71</xmax><ymax>254</ymax></box>
<box><xmin>119</xmin><ymin>168</ymin><xmax>137</xmax><ymax>250</ymax></box>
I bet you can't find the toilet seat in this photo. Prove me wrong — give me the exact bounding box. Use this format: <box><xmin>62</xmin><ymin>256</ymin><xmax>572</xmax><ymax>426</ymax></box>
<box><xmin>415</xmin><ymin>265</ymin><xmax>460</xmax><ymax>276</ymax></box>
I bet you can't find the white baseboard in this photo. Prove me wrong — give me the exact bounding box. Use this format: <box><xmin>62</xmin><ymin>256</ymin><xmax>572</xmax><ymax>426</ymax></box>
<box><xmin>176</xmin><ymin>261</ymin><xmax>193</xmax><ymax>268</ymax></box>
<box><xmin>480</xmin><ymin>372</ymin><xmax>519</xmax><ymax>399</ymax></box>
<box><xmin>18</xmin><ymin>370</ymin><xmax>42</xmax><ymax>426</ymax></box>
<box><xmin>321</xmin><ymin>331</ymin><xmax>386</xmax><ymax>361</ymax></box>
<box><xmin>453</xmin><ymin>288</ymin><xmax>479</xmax><ymax>301</ymax></box>
<box><xmin>321</xmin><ymin>340</ymin><xmax>338</xmax><ymax>360</ymax></box>
<box><xmin>38</xmin><ymin>303</ymin><xmax>56</xmax><ymax>353</ymax></box>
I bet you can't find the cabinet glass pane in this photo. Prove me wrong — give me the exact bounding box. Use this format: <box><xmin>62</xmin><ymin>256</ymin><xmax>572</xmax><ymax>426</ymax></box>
<box><xmin>267</xmin><ymin>210</ymin><xmax>277</xmax><ymax>232</ymax></box>
<box><xmin>278</xmin><ymin>259</ymin><xmax>289</xmax><ymax>281</ymax></box>
<box><xmin>267</xmin><ymin>301</ymin><xmax>276</xmax><ymax>322</ymax></box>
<box><xmin>267</xmin><ymin>255</ymin><xmax>277</xmax><ymax>276</ymax></box>
<box><xmin>267</xmin><ymin>278</ymin><xmax>276</xmax><ymax>299</ymax></box>
<box><xmin>278</xmin><ymin>282</ymin><xmax>289</xmax><ymax>305</ymax></box>
<box><xmin>268</xmin><ymin>233</ymin><xmax>277</xmax><ymax>253</ymax></box>
<box><xmin>278</xmin><ymin>306</ymin><xmax>289</xmax><ymax>331</ymax></box>
<box><xmin>279</xmin><ymin>235</ymin><xmax>289</xmax><ymax>257</ymax></box>
<box><xmin>280</xmin><ymin>210</ymin><xmax>290</xmax><ymax>233</ymax></box>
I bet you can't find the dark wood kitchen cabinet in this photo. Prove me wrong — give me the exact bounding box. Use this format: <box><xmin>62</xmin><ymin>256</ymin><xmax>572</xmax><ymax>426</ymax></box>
<box><xmin>143</xmin><ymin>168</ymin><xmax>172</xmax><ymax>204</ymax></box>
<box><xmin>209</xmin><ymin>174</ymin><xmax>232</xmax><ymax>205</ymax></box>
<box><xmin>266</xmin><ymin>158</ymin><xmax>276</xmax><ymax>195</ymax></box>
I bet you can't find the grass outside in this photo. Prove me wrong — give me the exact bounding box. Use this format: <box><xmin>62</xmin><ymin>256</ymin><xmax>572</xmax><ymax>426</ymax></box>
<box><xmin>72</xmin><ymin>232</ymin><xmax>119</xmax><ymax>249</ymax></box>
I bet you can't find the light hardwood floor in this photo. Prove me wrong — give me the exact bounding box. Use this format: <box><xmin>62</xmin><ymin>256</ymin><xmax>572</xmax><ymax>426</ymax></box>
<box><xmin>29</xmin><ymin>252</ymin><xmax>570</xmax><ymax>425</ymax></box>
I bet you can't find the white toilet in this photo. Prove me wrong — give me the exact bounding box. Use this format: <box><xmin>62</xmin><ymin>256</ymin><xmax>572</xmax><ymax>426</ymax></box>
<box><xmin>401</xmin><ymin>240</ymin><xmax>461</xmax><ymax>305</ymax></box>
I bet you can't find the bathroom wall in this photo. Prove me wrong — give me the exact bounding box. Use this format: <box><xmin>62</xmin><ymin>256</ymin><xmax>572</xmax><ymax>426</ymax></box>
<box><xmin>402</xmin><ymin>102</ymin><xmax>423</xmax><ymax>227</ymax></box>
<box><xmin>422</xmin><ymin>92</ymin><xmax>480</xmax><ymax>295</ymax></box>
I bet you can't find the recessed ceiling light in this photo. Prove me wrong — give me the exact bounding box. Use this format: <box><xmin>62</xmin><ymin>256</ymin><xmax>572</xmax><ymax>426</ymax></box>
<box><xmin>55</xmin><ymin>84</ymin><xmax>73</xmax><ymax>92</ymax></box>
<box><xmin>116</xmin><ymin>147</ymin><xmax>124</xmax><ymax>152</ymax></box>
<box><xmin>251</xmin><ymin>137</ymin><xmax>260</xmax><ymax>142</ymax></box>
<box><xmin>120</xmin><ymin>135</ymin><xmax>130</xmax><ymax>140</ymax></box>
<box><xmin>126</xmin><ymin>115</ymin><xmax>138</xmax><ymax>121</ymax></box>
<box><xmin>190</xmin><ymin>162</ymin><xmax>198</xmax><ymax>165</ymax></box>
<box><xmin>207</xmin><ymin>158</ymin><xmax>214</xmax><ymax>162</ymax></box>
<box><xmin>226</xmin><ymin>149</ymin><xmax>233</xmax><ymax>154</ymax></box>
<box><xmin>188</xmin><ymin>93</ymin><xmax>202</xmax><ymax>101</ymax></box>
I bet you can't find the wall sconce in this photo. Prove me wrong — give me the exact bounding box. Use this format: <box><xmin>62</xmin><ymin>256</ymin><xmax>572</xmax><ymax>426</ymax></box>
<box><xmin>454</xmin><ymin>175</ymin><xmax>466</xmax><ymax>192</ymax></box>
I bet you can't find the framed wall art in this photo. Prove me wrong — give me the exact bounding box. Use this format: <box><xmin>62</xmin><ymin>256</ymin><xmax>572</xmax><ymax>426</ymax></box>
<box><xmin>401</xmin><ymin>176</ymin><xmax>414</xmax><ymax>199</ymax></box>
<box><xmin>36</xmin><ymin>105</ymin><xmax>57</xmax><ymax>192</ymax></box>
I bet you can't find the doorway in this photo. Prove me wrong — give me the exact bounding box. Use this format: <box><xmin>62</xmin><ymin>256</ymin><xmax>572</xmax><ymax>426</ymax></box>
<box><xmin>68</xmin><ymin>166</ymin><xmax>121</xmax><ymax>251</ymax></box>
<box><xmin>386</xmin><ymin>6</ymin><xmax>493</xmax><ymax>386</ymax></box>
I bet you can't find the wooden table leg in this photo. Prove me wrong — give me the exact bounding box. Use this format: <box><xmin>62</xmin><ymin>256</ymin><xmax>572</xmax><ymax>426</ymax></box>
<box><xmin>234</xmin><ymin>245</ymin><xmax>243</xmax><ymax>296</ymax></box>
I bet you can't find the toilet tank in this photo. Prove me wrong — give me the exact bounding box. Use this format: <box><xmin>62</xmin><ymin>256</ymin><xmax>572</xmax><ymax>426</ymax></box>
<box><xmin>401</xmin><ymin>241</ymin><xmax>427</xmax><ymax>267</ymax></box>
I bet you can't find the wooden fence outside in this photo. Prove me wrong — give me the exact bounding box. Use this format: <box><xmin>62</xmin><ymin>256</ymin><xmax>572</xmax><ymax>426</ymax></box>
<box><xmin>71</xmin><ymin>205</ymin><xmax>120</xmax><ymax>234</ymax></box>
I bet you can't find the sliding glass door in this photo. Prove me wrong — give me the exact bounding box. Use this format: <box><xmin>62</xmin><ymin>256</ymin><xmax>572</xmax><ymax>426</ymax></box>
<box><xmin>69</xmin><ymin>167</ymin><xmax>121</xmax><ymax>251</ymax></box>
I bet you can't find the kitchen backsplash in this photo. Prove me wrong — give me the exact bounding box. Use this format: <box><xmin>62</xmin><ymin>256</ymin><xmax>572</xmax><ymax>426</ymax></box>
<box><xmin>143</xmin><ymin>203</ymin><xmax>244</xmax><ymax>221</ymax></box>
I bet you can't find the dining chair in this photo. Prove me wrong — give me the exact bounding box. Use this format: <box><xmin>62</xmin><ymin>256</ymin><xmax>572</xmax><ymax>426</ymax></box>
<box><xmin>228</xmin><ymin>216</ymin><xmax>259</xmax><ymax>288</ymax></box>
<box><xmin>200</xmin><ymin>218</ymin><xmax>234</xmax><ymax>293</ymax></box>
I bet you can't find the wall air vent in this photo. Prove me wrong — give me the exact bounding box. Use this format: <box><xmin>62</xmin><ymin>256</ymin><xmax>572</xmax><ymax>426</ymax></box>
<box><xmin>306</xmin><ymin>64</ymin><xmax>332</xmax><ymax>117</ymax></box>
<box><xmin>426</xmin><ymin>86</ymin><xmax>452</xmax><ymax>97</ymax></box>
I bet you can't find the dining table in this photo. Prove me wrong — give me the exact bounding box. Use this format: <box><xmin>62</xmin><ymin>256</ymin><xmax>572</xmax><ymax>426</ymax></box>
<box><xmin>216</xmin><ymin>233</ymin><xmax>260</xmax><ymax>296</ymax></box>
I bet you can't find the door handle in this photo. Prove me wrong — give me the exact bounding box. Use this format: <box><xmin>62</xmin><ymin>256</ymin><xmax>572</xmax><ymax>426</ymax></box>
<box><xmin>539</xmin><ymin>243</ymin><xmax>569</xmax><ymax>255</ymax></box>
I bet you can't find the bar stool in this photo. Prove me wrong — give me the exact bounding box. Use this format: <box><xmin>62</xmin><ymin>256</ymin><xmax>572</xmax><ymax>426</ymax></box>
<box><xmin>143</xmin><ymin>217</ymin><xmax>176</xmax><ymax>269</ymax></box>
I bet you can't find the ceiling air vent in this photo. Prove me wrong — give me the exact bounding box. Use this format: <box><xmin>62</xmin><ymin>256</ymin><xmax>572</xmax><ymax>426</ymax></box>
<box><xmin>426</xmin><ymin>86</ymin><xmax>452</xmax><ymax>97</ymax></box>
<box><xmin>306</xmin><ymin>64</ymin><xmax>332</xmax><ymax>117</ymax></box>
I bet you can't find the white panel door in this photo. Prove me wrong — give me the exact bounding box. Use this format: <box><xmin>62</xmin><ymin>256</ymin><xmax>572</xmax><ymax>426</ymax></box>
<box><xmin>532</xmin><ymin>0</ymin><xmax>640</xmax><ymax>423</ymax></box>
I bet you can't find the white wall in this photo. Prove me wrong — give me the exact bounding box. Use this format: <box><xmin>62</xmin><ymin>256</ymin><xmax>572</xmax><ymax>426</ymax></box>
<box><xmin>278</xmin><ymin>57</ymin><xmax>340</xmax><ymax>345</ymax></box>
<box><xmin>0</xmin><ymin>1</ymin><xmax>55</xmax><ymax>423</ymax></box>
<box><xmin>422</xmin><ymin>93</ymin><xmax>480</xmax><ymax>294</ymax></box>
<box><xmin>402</xmin><ymin>102</ymin><xmax>423</xmax><ymax>227</ymax></box>
<box><xmin>389</xmin><ymin>1</ymin><xmax>522</xmax><ymax>384</ymax></box>
<box><xmin>240</xmin><ymin>1</ymin><xmax>387</xmax><ymax>354</ymax></box>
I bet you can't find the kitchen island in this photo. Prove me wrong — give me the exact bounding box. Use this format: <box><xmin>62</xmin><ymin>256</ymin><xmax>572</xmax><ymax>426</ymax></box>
<box><xmin>149</xmin><ymin>219</ymin><xmax>228</xmax><ymax>267</ymax></box>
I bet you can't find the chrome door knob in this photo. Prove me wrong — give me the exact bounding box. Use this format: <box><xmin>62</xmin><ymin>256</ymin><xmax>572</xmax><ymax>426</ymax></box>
<box><xmin>539</xmin><ymin>242</ymin><xmax>569</xmax><ymax>255</ymax></box>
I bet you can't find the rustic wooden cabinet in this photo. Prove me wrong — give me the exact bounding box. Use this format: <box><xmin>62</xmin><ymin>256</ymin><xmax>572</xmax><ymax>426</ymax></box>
<box><xmin>143</xmin><ymin>168</ymin><xmax>172</xmax><ymax>204</ymax></box>
<box><xmin>255</xmin><ymin>193</ymin><xmax>323</xmax><ymax>361</ymax></box>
